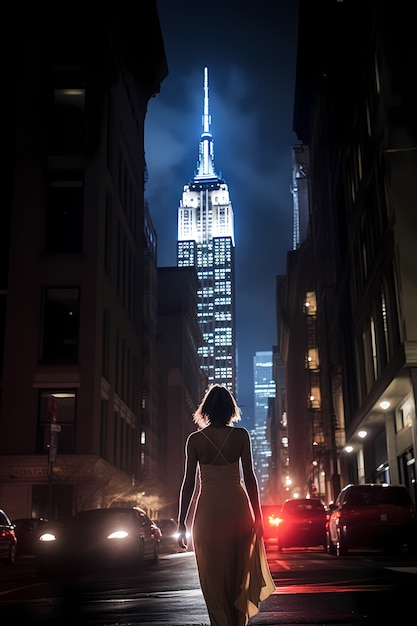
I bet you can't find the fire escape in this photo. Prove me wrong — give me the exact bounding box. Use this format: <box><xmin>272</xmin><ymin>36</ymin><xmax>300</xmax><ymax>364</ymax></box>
<box><xmin>304</xmin><ymin>291</ymin><xmax>326</xmax><ymax>499</ymax></box>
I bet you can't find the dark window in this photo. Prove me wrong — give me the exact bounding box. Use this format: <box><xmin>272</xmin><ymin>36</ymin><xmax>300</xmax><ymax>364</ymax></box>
<box><xmin>347</xmin><ymin>486</ymin><xmax>411</xmax><ymax>506</ymax></box>
<box><xmin>100</xmin><ymin>399</ymin><xmax>108</xmax><ymax>460</ymax></box>
<box><xmin>50</xmin><ymin>87</ymin><xmax>85</xmax><ymax>154</ymax></box>
<box><xmin>0</xmin><ymin>295</ymin><xmax>6</xmax><ymax>377</ymax></box>
<box><xmin>42</xmin><ymin>287</ymin><xmax>80</xmax><ymax>363</ymax></box>
<box><xmin>45</xmin><ymin>170</ymin><xmax>84</xmax><ymax>253</ymax></box>
<box><xmin>32</xmin><ymin>484</ymin><xmax>73</xmax><ymax>519</ymax></box>
<box><xmin>104</xmin><ymin>194</ymin><xmax>113</xmax><ymax>276</ymax></box>
<box><xmin>36</xmin><ymin>390</ymin><xmax>76</xmax><ymax>455</ymax></box>
<box><xmin>102</xmin><ymin>308</ymin><xmax>110</xmax><ymax>379</ymax></box>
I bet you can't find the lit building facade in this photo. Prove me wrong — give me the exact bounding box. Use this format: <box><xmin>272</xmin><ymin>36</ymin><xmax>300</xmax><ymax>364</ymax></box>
<box><xmin>251</xmin><ymin>351</ymin><xmax>276</xmax><ymax>501</ymax></box>
<box><xmin>177</xmin><ymin>68</ymin><xmax>236</xmax><ymax>394</ymax></box>
<box><xmin>279</xmin><ymin>0</ymin><xmax>417</xmax><ymax>505</ymax></box>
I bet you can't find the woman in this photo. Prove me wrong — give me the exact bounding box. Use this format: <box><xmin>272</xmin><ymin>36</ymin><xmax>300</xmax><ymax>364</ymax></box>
<box><xmin>177</xmin><ymin>384</ymin><xmax>275</xmax><ymax>626</ymax></box>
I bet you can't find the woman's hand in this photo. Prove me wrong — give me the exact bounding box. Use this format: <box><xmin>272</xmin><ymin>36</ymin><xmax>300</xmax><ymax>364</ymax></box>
<box><xmin>177</xmin><ymin>522</ymin><xmax>188</xmax><ymax>549</ymax></box>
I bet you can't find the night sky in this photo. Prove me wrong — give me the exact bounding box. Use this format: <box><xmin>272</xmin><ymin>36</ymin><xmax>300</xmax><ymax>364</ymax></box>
<box><xmin>144</xmin><ymin>0</ymin><xmax>300</xmax><ymax>420</ymax></box>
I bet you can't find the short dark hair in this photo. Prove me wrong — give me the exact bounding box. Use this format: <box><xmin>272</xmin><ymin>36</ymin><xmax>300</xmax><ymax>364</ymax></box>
<box><xmin>193</xmin><ymin>384</ymin><xmax>241</xmax><ymax>429</ymax></box>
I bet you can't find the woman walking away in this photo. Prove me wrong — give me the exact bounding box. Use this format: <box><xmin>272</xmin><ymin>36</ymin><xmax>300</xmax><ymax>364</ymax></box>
<box><xmin>177</xmin><ymin>384</ymin><xmax>275</xmax><ymax>626</ymax></box>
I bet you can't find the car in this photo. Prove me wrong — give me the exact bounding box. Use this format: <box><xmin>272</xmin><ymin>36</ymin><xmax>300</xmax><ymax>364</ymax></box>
<box><xmin>276</xmin><ymin>498</ymin><xmax>327</xmax><ymax>551</ymax></box>
<box><xmin>0</xmin><ymin>508</ymin><xmax>17</xmax><ymax>565</ymax></box>
<box><xmin>327</xmin><ymin>483</ymin><xmax>417</xmax><ymax>556</ymax></box>
<box><xmin>261</xmin><ymin>504</ymin><xmax>282</xmax><ymax>544</ymax></box>
<box><xmin>36</xmin><ymin>506</ymin><xmax>160</xmax><ymax>574</ymax></box>
<box><xmin>12</xmin><ymin>517</ymin><xmax>49</xmax><ymax>556</ymax></box>
<box><xmin>154</xmin><ymin>518</ymin><xmax>188</xmax><ymax>552</ymax></box>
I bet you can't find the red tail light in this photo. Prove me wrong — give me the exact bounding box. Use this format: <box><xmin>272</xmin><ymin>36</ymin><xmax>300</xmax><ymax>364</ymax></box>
<box><xmin>268</xmin><ymin>514</ymin><xmax>280</xmax><ymax>528</ymax></box>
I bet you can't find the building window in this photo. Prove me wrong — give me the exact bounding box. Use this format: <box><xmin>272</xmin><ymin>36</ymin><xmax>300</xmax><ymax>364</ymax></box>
<box><xmin>104</xmin><ymin>194</ymin><xmax>113</xmax><ymax>276</ymax></box>
<box><xmin>102</xmin><ymin>308</ymin><xmax>110</xmax><ymax>380</ymax></box>
<box><xmin>100</xmin><ymin>399</ymin><xmax>109</xmax><ymax>460</ymax></box>
<box><xmin>0</xmin><ymin>295</ymin><xmax>5</xmax><ymax>378</ymax></box>
<box><xmin>36</xmin><ymin>390</ymin><xmax>76</xmax><ymax>455</ymax></box>
<box><xmin>45</xmin><ymin>170</ymin><xmax>84</xmax><ymax>253</ymax></box>
<box><xmin>50</xmin><ymin>86</ymin><xmax>85</xmax><ymax>154</ymax></box>
<box><xmin>395</xmin><ymin>398</ymin><xmax>414</xmax><ymax>433</ymax></box>
<box><xmin>41</xmin><ymin>287</ymin><xmax>80</xmax><ymax>363</ymax></box>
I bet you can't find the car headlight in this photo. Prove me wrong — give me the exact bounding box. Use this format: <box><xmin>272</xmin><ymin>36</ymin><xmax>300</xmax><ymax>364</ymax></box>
<box><xmin>39</xmin><ymin>533</ymin><xmax>57</xmax><ymax>542</ymax></box>
<box><xmin>107</xmin><ymin>530</ymin><xmax>129</xmax><ymax>540</ymax></box>
<box><xmin>173</xmin><ymin>531</ymin><xmax>191</xmax><ymax>540</ymax></box>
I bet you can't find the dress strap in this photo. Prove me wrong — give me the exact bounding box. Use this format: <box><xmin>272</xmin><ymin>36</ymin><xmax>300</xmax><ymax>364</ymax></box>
<box><xmin>200</xmin><ymin>428</ymin><xmax>234</xmax><ymax>463</ymax></box>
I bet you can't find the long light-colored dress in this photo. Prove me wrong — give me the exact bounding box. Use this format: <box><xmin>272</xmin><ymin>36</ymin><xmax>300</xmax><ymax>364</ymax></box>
<box><xmin>191</xmin><ymin>429</ymin><xmax>275</xmax><ymax>626</ymax></box>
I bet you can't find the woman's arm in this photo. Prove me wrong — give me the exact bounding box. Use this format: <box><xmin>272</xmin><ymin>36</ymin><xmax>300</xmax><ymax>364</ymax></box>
<box><xmin>240</xmin><ymin>428</ymin><xmax>264</xmax><ymax>534</ymax></box>
<box><xmin>177</xmin><ymin>433</ymin><xmax>198</xmax><ymax>547</ymax></box>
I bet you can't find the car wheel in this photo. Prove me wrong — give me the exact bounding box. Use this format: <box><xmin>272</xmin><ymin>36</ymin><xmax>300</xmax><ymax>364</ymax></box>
<box><xmin>336</xmin><ymin>529</ymin><xmax>347</xmax><ymax>556</ymax></box>
<box><xmin>130</xmin><ymin>539</ymin><xmax>145</xmax><ymax>566</ymax></box>
<box><xmin>326</xmin><ymin>531</ymin><xmax>336</xmax><ymax>555</ymax></box>
<box><xmin>149</xmin><ymin>541</ymin><xmax>159</xmax><ymax>565</ymax></box>
<box><xmin>5</xmin><ymin>543</ymin><xmax>17</xmax><ymax>565</ymax></box>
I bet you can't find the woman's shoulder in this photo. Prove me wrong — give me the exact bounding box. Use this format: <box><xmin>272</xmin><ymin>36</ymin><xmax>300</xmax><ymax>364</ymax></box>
<box><xmin>187</xmin><ymin>429</ymin><xmax>209</xmax><ymax>443</ymax></box>
<box><xmin>232</xmin><ymin>426</ymin><xmax>250</xmax><ymax>438</ymax></box>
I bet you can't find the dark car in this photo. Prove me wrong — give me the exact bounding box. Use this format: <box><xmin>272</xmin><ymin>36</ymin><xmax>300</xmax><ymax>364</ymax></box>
<box><xmin>277</xmin><ymin>498</ymin><xmax>327</xmax><ymax>551</ymax></box>
<box><xmin>327</xmin><ymin>483</ymin><xmax>417</xmax><ymax>556</ymax></box>
<box><xmin>261</xmin><ymin>504</ymin><xmax>282</xmax><ymax>544</ymax></box>
<box><xmin>12</xmin><ymin>517</ymin><xmax>49</xmax><ymax>556</ymax></box>
<box><xmin>36</xmin><ymin>507</ymin><xmax>160</xmax><ymax>574</ymax></box>
<box><xmin>0</xmin><ymin>508</ymin><xmax>17</xmax><ymax>565</ymax></box>
<box><xmin>154</xmin><ymin>518</ymin><xmax>188</xmax><ymax>552</ymax></box>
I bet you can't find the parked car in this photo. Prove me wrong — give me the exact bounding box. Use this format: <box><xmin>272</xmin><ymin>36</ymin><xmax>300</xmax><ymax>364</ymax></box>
<box><xmin>154</xmin><ymin>518</ymin><xmax>189</xmax><ymax>552</ymax></box>
<box><xmin>36</xmin><ymin>507</ymin><xmax>160</xmax><ymax>574</ymax></box>
<box><xmin>261</xmin><ymin>504</ymin><xmax>282</xmax><ymax>544</ymax></box>
<box><xmin>276</xmin><ymin>498</ymin><xmax>327</xmax><ymax>551</ymax></box>
<box><xmin>12</xmin><ymin>517</ymin><xmax>49</xmax><ymax>556</ymax></box>
<box><xmin>327</xmin><ymin>483</ymin><xmax>417</xmax><ymax>556</ymax></box>
<box><xmin>0</xmin><ymin>508</ymin><xmax>17</xmax><ymax>565</ymax></box>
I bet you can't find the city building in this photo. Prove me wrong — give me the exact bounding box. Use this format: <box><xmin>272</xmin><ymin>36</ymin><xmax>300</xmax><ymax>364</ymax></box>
<box><xmin>279</xmin><ymin>0</ymin><xmax>417</xmax><ymax>504</ymax></box>
<box><xmin>177</xmin><ymin>68</ymin><xmax>237</xmax><ymax>395</ymax></box>
<box><xmin>0</xmin><ymin>3</ymin><xmax>171</xmax><ymax>519</ymax></box>
<box><xmin>156</xmin><ymin>267</ymin><xmax>207</xmax><ymax>516</ymax></box>
<box><xmin>269</xmin><ymin>344</ymin><xmax>288</xmax><ymax>504</ymax></box>
<box><xmin>251</xmin><ymin>351</ymin><xmax>276</xmax><ymax>501</ymax></box>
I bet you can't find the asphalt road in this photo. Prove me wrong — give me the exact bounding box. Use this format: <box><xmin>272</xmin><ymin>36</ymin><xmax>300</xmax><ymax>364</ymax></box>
<box><xmin>0</xmin><ymin>545</ymin><xmax>416</xmax><ymax>624</ymax></box>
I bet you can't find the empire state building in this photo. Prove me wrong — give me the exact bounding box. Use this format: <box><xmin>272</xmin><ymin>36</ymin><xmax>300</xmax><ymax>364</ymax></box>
<box><xmin>177</xmin><ymin>67</ymin><xmax>236</xmax><ymax>395</ymax></box>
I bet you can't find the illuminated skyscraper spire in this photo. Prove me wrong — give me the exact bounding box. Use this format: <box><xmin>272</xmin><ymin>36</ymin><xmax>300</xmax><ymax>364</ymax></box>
<box><xmin>196</xmin><ymin>67</ymin><xmax>215</xmax><ymax>179</ymax></box>
<box><xmin>177</xmin><ymin>68</ymin><xmax>237</xmax><ymax>394</ymax></box>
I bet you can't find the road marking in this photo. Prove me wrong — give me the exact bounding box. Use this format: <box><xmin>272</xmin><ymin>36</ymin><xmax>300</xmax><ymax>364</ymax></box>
<box><xmin>0</xmin><ymin>582</ymin><xmax>45</xmax><ymax>597</ymax></box>
<box><xmin>274</xmin><ymin>559</ymin><xmax>291</xmax><ymax>570</ymax></box>
<box><xmin>273</xmin><ymin>583</ymin><xmax>396</xmax><ymax>594</ymax></box>
<box><xmin>386</xmin><ymin>567</ymin><xmax>417</xmax><ymax>574</ymax></box>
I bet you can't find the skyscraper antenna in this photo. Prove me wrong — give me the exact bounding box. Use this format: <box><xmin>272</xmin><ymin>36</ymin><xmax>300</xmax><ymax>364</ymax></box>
<box><xmin>202</xmin><ymin>66</ymin><xmax>211</xmax><ymax>134</ymax></box>
<box><xmin>197</xmin><ymin>66</ymin><xmax>215</xmax><ymax>178</ymax></box>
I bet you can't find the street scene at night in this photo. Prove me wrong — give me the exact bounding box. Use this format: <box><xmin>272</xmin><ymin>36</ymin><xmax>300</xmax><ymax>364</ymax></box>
<box><xmin>1</xmin><ymin>0</ymin><xmax>416</xmax><ymax>624</ymax></box>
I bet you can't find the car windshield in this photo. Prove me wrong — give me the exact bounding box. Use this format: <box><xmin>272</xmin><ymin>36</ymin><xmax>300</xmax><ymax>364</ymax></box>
<box><xmin>347</xmin><ymin>487</ymin><xmax>411</xmax><ymax>506</ymax></box>
<box><xmin>72</xmin><ymin>510</ymin><xmax>135</xmax><ymax>529</ymax></box>
<box><xmin>158</xmin><ymin>520</ymin><xmax>176</xmax><ymax>532</ymax></box>
<box><xmin>283</xmin><ymin>500</ymin><xmax>324</xmax><ymax>514</ymax></box>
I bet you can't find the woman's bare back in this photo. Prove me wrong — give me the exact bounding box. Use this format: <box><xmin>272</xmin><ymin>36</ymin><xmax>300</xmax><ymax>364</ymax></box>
<box><xmin>191</xmin><ymin>426</ymin><xmax>248</xmax><ymax>466</ymax></box>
